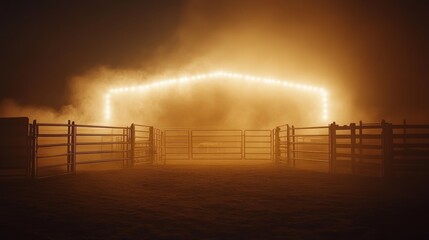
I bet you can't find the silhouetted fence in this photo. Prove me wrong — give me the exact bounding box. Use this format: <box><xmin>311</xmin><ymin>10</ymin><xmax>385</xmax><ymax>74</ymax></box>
<box><xmin>1</xmin><ymin>117</ymin><xmax>428</xmax><ymax>179</ymax></box>
<box><xmin>163</xmin><ymin>129</ymin><xmax>273</xmax><ymax>161</ymax></box>
<box><xmin>274</xmin><ymin>120</ymin><xmax>429</xmax><ymax>177</ymax></box>
<box><xmin>274</xmin><ymin>125</ymin><xmax>330</xmax><ymax>170</ymax></box>
<box><xmin>33</xmin><ymin>121</ymin><xmax>131</xmax><ymax>178</ymax></box>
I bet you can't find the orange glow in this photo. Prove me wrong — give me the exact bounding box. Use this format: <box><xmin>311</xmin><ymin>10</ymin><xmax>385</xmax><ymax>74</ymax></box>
<box><xmin>104</xmin><ymin>71</ymin><xmax>329</xmax><ymax>122</ymax></box>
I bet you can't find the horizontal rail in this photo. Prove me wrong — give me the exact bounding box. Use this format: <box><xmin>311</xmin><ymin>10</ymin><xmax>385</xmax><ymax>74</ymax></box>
<box><xmin>293</xmin><ymin>157</ymin><xmax>328</xmax><ymax>163</ymax></box>
<box><xmin>135</xmin><ymin>129</ymin><xmax>150</xmax><ymax>132</ymax></box>
<box><xmin>77</xmin><ymin>158</ymin><xmax>127</xmax><ymax>165</ymax></box>
<box><xmin>74</xmin><ymin>124</ymin><xmax>128</xmax><ymax>129</ymax></box>
<box><xmin>37</xmin><ymin>143</ymin><xmax>71</xmax><ymax>148</ymax></box>
<box><xmin>392</xmin><ymin>124</ymin><xmax>429</xmax><ymax>129</ymax></box>
<box><xmin>192</xmin><ymin>152</ymin><xmax>242</xmax><ymax>155</ymax></box>
<box><xmin>37</xmin><ymin>162</ymin><xmax>71</xmax><ymax>169</ymax></box>
<box><xmin>135</xmin><ymin>136</ymin><xmax>150</xmax><ymax>139</ymax></box>
<box><xmin>292</xmin><ymin>126</ymin><xmax>329</xmax><ymax>130</ymax></box>
<box><xmin>191</xmin><ymin>135</ymin><xmax>243</xmax><ymax>137</ymax></box>
<box><xmin>359</xmin><ymin>134</ymin><xmax>382</xmax><ymax>139</ymax></box>
<box><xmin>335</xmin><ymin>153</ymin><xmax>383</xmax><ymax>159</ymax></box>
<box><xmin>393</xmin><ymin>143</ymin><xmax>429</xmax><ymax>148</ymax></box>
<box><xmin>190</xmin><ymin>129</ymin><xmax>243</xmax><ymax>131</ymax></box>
<box><xmin>335</xmin><ymin>144</ymin><xmax>382</xmax><ymax>149</ymax></box>
<box><xmin>37</xmin><ymin>134</ymin><xmax>70</xmax><ymax>137</ymax></box>
<box><xmin>245</xmin><ymin>147</ymin><xmax>272</xmax><ymax>150</ymax></box>
<box><xmin>76</xmin><ymin>141</ymin><xmax>128</xmax><ymax>146</ymax></box>
<box><xmin>393</xmin><ymin>134</ymin><xmax>429</xmax><ymax>139</ymax></box>
<box><xmin>244</xmin><ymin>135</ymin><xmax>272</xmax><ymax>138</ymax></box>
<box><xmin>36</xmin><ymin>123</ymin><xmax>70</xmax><ymax>127</ymax></box>
<box><xmin>76</xmin><ymin>150</ymin><xmax>129</xmax><ymax>155</ymax></box>
<box><xmin>291</xmin><ymin>134</ymin><xmax>329</xmax><ymax>137</ymax></box>
<box><xmin>133</xmin><ymin>124</ymin><xmax>152</xmax><ymax>127</ymax></box>
<box><xmin>191</xmin><ymin>146</ymin><xmax>242</xmax><ymax>149</ymax></box>
<box><xmin>292</xmin><ymin>150</ymin><xmax>329</xmax><ymax>154</ymax></box>
<box><xmin>76</xmin><ymin>133</ymin><xmax>126</xmax><ymax>137</ymax></box>
<box><xmin>37</xmin><ymin>153</ymin><xmax>71</xmax><ymax>159</ymax></box>
<box><xmin>291</xmin><ymin>142</ymin><xmax>329</xmax><ymax>146</ymax></box>
<box><xmin>359</xmin><ymin>144</ymin><xmax>382</xmax><ymax>149</ymax></box>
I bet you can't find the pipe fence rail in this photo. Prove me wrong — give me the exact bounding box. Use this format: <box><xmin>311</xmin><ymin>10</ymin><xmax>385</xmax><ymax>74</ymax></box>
<box><xmin>190</xmin><ymin>129</ymin><xmax>243</xmax><ymax>160</ymax></box>
<box><xmin>274</xmin><ymin>120</ymin><xmax>429</xmax><ymax>177</ymax></box>
<box><xmin>1</xmin><ymin>118</ymin><xmax>429</xmax><ymax>179</ymax></box>
<box><xmin>32</xmin><ymin>121</ymin><xmax>131</xmax><ymax>178</ymax></box>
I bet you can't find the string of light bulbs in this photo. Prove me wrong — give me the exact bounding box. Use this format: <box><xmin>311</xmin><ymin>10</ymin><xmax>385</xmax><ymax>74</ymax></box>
<box><xmin>104</xmin><ymin>71</ymin><xmax>329</xmax><ymax>121</ymax></box>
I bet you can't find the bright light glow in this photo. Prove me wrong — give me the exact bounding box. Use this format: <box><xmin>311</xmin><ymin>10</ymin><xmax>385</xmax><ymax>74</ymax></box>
<box><xmin>104</xmin><ymin>71</ymin><xmax>330</xmax><ymax>121</ymax></box>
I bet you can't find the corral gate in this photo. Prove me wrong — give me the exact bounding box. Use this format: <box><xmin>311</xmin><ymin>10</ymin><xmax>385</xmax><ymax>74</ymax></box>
<box><xmin>2</xmin><ymin>118</ymin><xmax>428</xmax><ymax>179</ymax></box>
<box><xmin>132</xmin><ymin>124</ymin><xmax>163</xmax><ymax>165</ymax></box>
<box><xmin>163</xmin><ymin>129</ymin><xmax>273</xmax><ymax>161</ymax></box>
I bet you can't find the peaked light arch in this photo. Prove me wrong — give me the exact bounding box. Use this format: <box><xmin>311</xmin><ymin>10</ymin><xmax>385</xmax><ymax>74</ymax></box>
<box><xmin>104</xmin><ymin>71</ymin><xmax>329</xmax><ymax>121</ymax></box>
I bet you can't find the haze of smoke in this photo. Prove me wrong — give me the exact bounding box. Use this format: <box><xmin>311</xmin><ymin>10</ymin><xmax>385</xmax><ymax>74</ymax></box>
<box><xmin>5</xmin><ymin>1</ymin><xmax>423</xmax><ymax>126</ymax></box>
<box><xmin>0</xmin><ymin>99</ymin><xmax>76</xmax><ymax>123</ymax></box>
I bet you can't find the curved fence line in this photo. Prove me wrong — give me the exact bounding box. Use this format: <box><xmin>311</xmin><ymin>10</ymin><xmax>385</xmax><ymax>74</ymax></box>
<box><xmin>1</xmin><ymin>118</ymin><xmax>428</xmax><ymax>179</ymax></box>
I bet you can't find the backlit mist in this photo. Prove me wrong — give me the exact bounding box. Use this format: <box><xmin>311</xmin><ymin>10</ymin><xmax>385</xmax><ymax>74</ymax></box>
<box><xmin>1</xmin><ymin>1</ymin><xmax>428</xmax><ymax>126</ymax></box>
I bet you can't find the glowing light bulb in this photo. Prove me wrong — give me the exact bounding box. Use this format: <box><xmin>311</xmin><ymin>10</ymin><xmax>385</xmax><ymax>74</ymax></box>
<box><xmin>104</xmin><ymin>71</ymin><xmax>330</xmax><ymax>122</ymax></box>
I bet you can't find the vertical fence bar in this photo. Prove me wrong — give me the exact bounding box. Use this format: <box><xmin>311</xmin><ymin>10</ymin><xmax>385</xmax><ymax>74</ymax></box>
<box><xmin>382</xmin><ymin>120</ymin><xmax>393</xmax><ymax>178</ymax></box>
<box><xmin>243</xmin><ymin>130</ymin><xmax>246</xmax><ymax>160</ymax></box>
<box><xmin>240</xmin><ymin>130</ymin><xmax>244</xmax><ymax>160</ymax></box>
<box><xmin>286</xmin><ymin>125</ymin><xmax>291</xmax><ymax>166</ymax></box>
<box><xmin>358</xmin><ymin>121</ymin><xmax>363</xmax><ymax>174</ymax></box>
<box><xmin>190</xmin><ymin>130</ymin><xmax>193</xmax><ymax>160</ymax></box>
<box><xmin>35</xmin><ymin>121</ymin><xmax>39</xmax><ymax>178</ymax></box>
<box><xmin>149</xmin><ymin>126</ymin><xmax>154</xmax><ymax>164</ymax></box>
<box><xmin>156</xmin><ymin>129</ymin><xmax>161</xmax><ymax>163</ymax></box>
<box><xmin>328</xmin><ymin>123</ymin><xmax>332</xmax><ymax>173</ymax></box>
<box><xmin>275</xmin><ymin>127</ymin><xmax>280</xmax><ymax>163</ymax></box>
<box><xmin>71</xmin><ymin>121</ymin><xmax>77</xmax><ymax>174</ymax></box>
<box><xmin>188</xmin><ymin>130</ymin><xmax>191</xmax><ymax>160</ymax></box>
<box><xmin>126</xmin><ymin>127</ymin><xmax>130</xmax><ymax>167</ymax></box>
<box><xmin>27</xmin><ymin>123</ymin><xmax>32</xmax><ymax>179</ymax></box>
<box><xmin>130</xmin><ymin>124</ymin><xmax>135</xmax><ymax>168</ymax></box>
<box><xmin>121</xmin><ymin>129</ymin><xmax>124</xmax><ymax>168</ymax></box>
<box><xmin>271</xmin><ymin>129</ymin><xmax>274</xmax><ymax>163</ymax></box>
<box><xmin>292</xmin><ymin>125</ymin><xmax>296</xmax><ymax>168</ymax></box>
<box><xmin>67</xmin><ymin>120</ymin><xmax>71</xmax><ymax>173</ymax></box>
<box><xmin>329</xmin><ymin>122</ymin><xmax>337</xmax><ymax>174</ymax></box>
<box><xmin>161</xmin><ymin>130</ymin><xmax>166</xmax><ymax>164</ymax></box>
<box><xmin>403</xmin><ymin>119</ymin><xmax>407</xmax><ymax>155</ymax></box>
<box><xmin>31</xmin><ymin>120</ymin><xmax>37</xmax><ymax>179</ymax></box>
<box><xmin>350</xmin><ymin>123</ymin><xmax>356</xmax><ymax>175</ymax></box>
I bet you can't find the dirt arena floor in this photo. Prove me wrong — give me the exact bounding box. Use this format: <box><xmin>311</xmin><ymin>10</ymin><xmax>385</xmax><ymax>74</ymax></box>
<box><xmin>1</xmin><ymin>164</ymin><xmax>428</xmax><ymax>239</ymax></box>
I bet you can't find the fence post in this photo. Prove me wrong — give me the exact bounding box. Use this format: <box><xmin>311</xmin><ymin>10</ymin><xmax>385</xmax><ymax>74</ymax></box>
<box><xmin>67</xmin><ymin>120</ymin><xmax>71</xmax><ymax>173</ymax></box>
<box><xmin>286</xmin><ymin>125</ymin><xmax>291</xmax><ymax>166</ymax></box>
<box><xmin>403</xmin><ymin>119</ymin><xmax>407</xmax><ymax>154</ymax></box>
<box><xmin>71</xmin><ymin>121</ymin><xmax>77</xmax><ymax>174</ymax></box>
<box><xmin>350</xmin><ymin>123</ymin><xmax>356</xmax><ymax>175</ymax></box>
<box><xmin>31</xmin><ymin>120</ymin><xmax>38</xmax><ymax>179</ymax></box>
<box><xmin>161</xmin><ymin>130</ymin><xmax>166</xmax><ymax>165</ymax></box>
<box><xmin>292</xmin><ymin>125</ymin><xmax>296</xmax><ymax>168</ymax></box>
<box><xmin>149</xmin><ymin>126</ymin><xmax>154</xmax><ymax>164</ymax></box>
<box><xmin>130</xmin><ymin>124</ymin><xmax>135</xmax><ymax>168</ymax></box>
<box><xmin>358</xmin><ymin>121</ymin><xmax>363</xmax><ymax>174</ymax></box>
<box><xmin>329</xmin><ymin>122</ymin><xmax>337</xmax><ymax>174</ymax></box>
<box><xmin>274</xmin><ymin>127</ymin><xmax>280</xmax><ymax>164</ymax></box>
<box><xmin>382</xmin><ymin>120</ymin><xmax>393</xmax><ymax>178</ymax></box>
<box><xmin>27</xmin><ymin>122</ymin><xmax>32</xmax><ymax>179</ymax></box>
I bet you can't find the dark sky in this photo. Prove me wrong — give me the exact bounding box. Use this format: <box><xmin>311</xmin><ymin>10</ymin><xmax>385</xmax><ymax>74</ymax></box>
<box><xmin>1</xmin><ymin>0</ymin><xmax>428</xmax><ymax>122</ymax></box>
